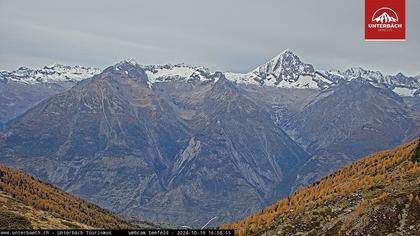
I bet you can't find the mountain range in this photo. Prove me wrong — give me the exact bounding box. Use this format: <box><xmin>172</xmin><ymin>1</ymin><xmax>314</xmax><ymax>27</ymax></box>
<box><xmin>2</xmin><ymin>51</ymin><xmax>419</xmax><ymax>94</ymax></box>
<box><xmin>0</xmin><ymin>50</ymin><xmax>419</xmax><ymax>227</ymax></box>
<box><xmin>1</xmin><ymin>50</ymin><xmax>418</xmax><ymax>130</ymax></box>
<box><xmin>0</xmin><ymin>61</ymin><xmax>309</xmax><ymax>227</ymax></box>
<box><xmin>0</xmin><ymin>64</ymin><xmax>99</xmax><ymax>130</ymax></box>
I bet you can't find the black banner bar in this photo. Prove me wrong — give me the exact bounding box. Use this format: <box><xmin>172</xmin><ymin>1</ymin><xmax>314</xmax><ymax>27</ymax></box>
<box><xmin>0</xmin><ymin>230</ymin><xmax>234</xmax><ymax>236</ymax></box>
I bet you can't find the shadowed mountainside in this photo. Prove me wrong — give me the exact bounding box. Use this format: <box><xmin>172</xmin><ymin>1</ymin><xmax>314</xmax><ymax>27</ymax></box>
<box><xmin>222</xmin><ymin>138</ymin><xmax>420</xmax><ymax>235</ymax></box>
<box><xmin>0</xmin><ymin>63</ymin><xmax>308</xmax><ymax>227</ymax></box>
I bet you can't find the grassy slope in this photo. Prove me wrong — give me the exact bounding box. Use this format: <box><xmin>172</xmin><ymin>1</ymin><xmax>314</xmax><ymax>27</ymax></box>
<box><xmin>222</xmin><ymin>138</ymin><xmax>420</xmax><ymax>235</ymax></box>
<box><xmin>0</xmin><ymin>192</ymin><xmax>94</xmax><ymax>229</ymax></box>
<box><xmin>0</xmin><ymin>164</ymin><xmax>135</xmax><ymax>229</ymax></box>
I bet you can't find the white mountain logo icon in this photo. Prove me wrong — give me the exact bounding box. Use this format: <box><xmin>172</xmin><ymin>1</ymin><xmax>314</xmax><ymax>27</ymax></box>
<box><xmin>372</xmin><ymin>7</ymin><xmax>399</xmax><ymax>23</ymax></box>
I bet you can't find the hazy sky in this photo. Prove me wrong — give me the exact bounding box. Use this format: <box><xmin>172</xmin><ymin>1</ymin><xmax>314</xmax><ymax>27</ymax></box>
<box><xmin>1</xmin><ymin>0</ymin><xmax>419</xmax><ymax>75</ymax></box>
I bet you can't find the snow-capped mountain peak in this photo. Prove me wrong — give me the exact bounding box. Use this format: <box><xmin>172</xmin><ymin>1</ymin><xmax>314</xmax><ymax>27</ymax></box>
<box><xmin>117</xmin><ymin>58</ymin><xmax>138</xmax><ymax>66</ymax></box>
<box><xmin>226</xmin><ymin>50</ymin><xmax>334</xmax><ymax>89</ymax></box>
<box><xmin>342</xmin><ymin>67</ymin><xmax>384</xmax><ymax>80</ymax></box>
<box><xmin>111</xmin><ymin>58</ymin><xmax>142</xmax><ymax>71</ymax></box>
<box><xmin>143</xmin><ymin>63</ymin><xmax>213</xmax><ymax>84</ymax></box>
<box><xmin>252</xmin><ymin>49</ymin><xmax>315</xmax><ymax>82</ymax></box>
<box><xmin>0</xmin><ymin>64</ymin><xmax>101</xmax><ymax>86</ymax></box>
<box><xmin>224</xmin><ymin>50</ymin><xmax>419</xmax><ymax>96</ymax></box>
<box><xmin>1</xmin><ymin>51</ymin><xmax>419</xmax><ymax>97</ymax></box>
<box><xmin>339</xmin><ymin>67</ymin><xmax>420</xmax><ymax>96</ymax></box>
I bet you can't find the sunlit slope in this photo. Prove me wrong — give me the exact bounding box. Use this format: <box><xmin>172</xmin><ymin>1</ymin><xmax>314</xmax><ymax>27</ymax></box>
<box><xmin>0</xmin><ymin>164</ymin><xmax>133</xmax><ymax>229</ymax></box>
<box><xmin>222</xmin><ymin>138</ymin><xmax>420</xmax><ymax>235</ymax></box>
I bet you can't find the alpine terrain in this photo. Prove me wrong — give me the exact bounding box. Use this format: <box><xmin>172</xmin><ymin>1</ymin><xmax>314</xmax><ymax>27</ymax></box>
<box><xmin>0</xmin><ymin>50</ymin><xmax>419</xmax><ymax>227</ymax></box>
<box><xmin>0</xmin><ymin>164</ymin><xmax>136</xmax><ymax>229</ymax></box>
<box><xmin>0</xmin><ymin>59</ymin><xmax>308</xmax><ymax>227</ymax></box>
<box><xmin>222</xmin><ymin>138</ymin><xmax>420</xmax><ymax>235</ymax></box>
<box><xmin>0</xmin><ymin>65</ymin><xmax>100</xmax><ymax>130</ymax></box>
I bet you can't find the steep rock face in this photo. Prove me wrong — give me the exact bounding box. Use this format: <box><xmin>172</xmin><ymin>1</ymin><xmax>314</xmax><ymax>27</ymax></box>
<box><xmin>1</xmin><ymin>61</ymin><xmax>189</xmax><ymax>161</ymax></box>
<box><xmin>0</xmin><ymin>61</ymin><xmax>191</xmax><ymax>222</ymax></box>
<box><xmin>0</xmin><ymin>64</ymin><xmax>308</xmax><ymax>227</ymax></box>
<box><xmin>0</xmin><ymin>64</ymin><xmax>100</xmax><ymax>130</ymax></box>
<box><xmin>0</xmin><ymin>80</ymin><xmax>61</xmax><ymax>130</ymax></box>
<box><xmin>223</xmin><ymin>139</ymin><xmax>420</xmax><ymax>236</ymax></box>
<box><xmin>224</xmin><ymin>50</ymin><xmax>419</xmax><ymax>96</ymax></box>
<box><xmin>133</xmin><ymin>74</ymin><xmax>308</xmax><ymax>225</ymax></box>
<box><xmin>282</xmin><ymin>80</ymin><xmax>420</xmax><ymax>187</ymax></box>
<box><xmin>198</xmin><ymin>75</ymin><xmax>308</xmax><ymax>200</ymax></box>
<box><xmin>0</xmin><ymin>53</ymin><xmax>418</xmax><ymax>227</ymax></box>
<box><xmin>226</xmin><ymin>50</ymin><xmax>334</xmax><ymax>89</ymax></box>
<box><xmin>1</xmin><ymin>50</ymin><xmax>419</xmax><ymax>130</ymax></box>
<box><xmin>251</xmin><ymin>50</ymin><xmax>316</xmax><ymax>83</ymax></box>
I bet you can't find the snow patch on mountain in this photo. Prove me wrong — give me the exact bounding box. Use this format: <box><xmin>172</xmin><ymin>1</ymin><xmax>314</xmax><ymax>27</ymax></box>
<box><xmin>144</xmin><ymin>63</ymin><xmax>213</xmax><ymax>84</ymax></box>
<box><xmin>1</xmin><ymin>51</ymin><xmax>419</xmax><ymax>97</ymax></box>
<box><xmin>392</xmin><ymin>87</ymin><xmax>417</xmax><ymax>97</ymax></box>
<box><xmin>224</xmin><ymin>50</ymin><xmax>419</xmax><ymax>96</ymax></box>
<box><xmin>337</xmin><ymin>68</ymin><xmax>420</xmax><ymax>96</ymax></box>
<box><xmin>225</xmin><ymin>50</ymin><xmax>335</xmax><ymax>89</ymax></box>
<box><xmin>0</xmin><ymin>64</ymin><xmax>100</xmax><ymax>85</ymax></box>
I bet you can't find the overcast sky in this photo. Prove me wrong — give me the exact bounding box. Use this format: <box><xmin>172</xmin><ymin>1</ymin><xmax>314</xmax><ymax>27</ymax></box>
<box><xmin>0</xmin><ymin>0</ymin><xmax>419</xmax><ymax>75</ymax></box>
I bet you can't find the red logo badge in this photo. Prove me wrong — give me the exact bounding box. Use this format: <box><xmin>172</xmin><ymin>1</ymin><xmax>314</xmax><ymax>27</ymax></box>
<box><xmin>365</xmin><ymin>0</ymin><xmax>406</xmax><ymax>41</ymax></box>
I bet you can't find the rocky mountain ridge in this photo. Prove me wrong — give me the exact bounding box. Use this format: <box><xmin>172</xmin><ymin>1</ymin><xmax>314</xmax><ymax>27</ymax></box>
<box><xmin>1</xmin><ymin>51</ymin><xmax>419</xmax><ymax>97</ymax></box>
<box><xmin>0</xmin><ymin>53</ymin><xmax>419</xmax><ymax>229</ymax></box>
<box><xmin>0</xmin><ymin>62</ymin><xmax>309</xmax><ymax>227</ymax></box>
<box><xmin>0</xmin><ymin>64</ymin><xmax>100</xmax><ymax>88</ymax></box>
